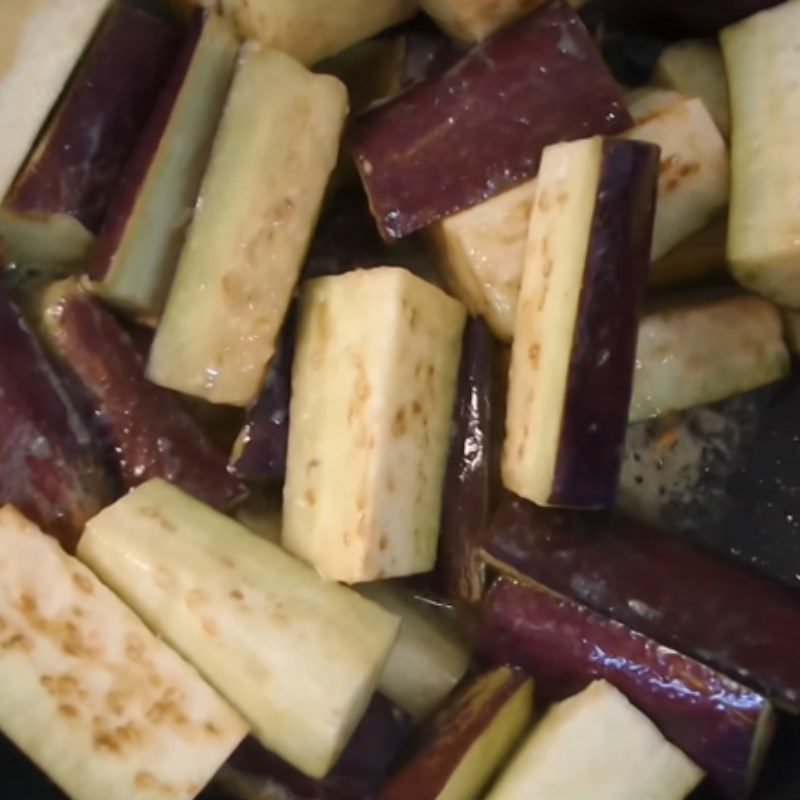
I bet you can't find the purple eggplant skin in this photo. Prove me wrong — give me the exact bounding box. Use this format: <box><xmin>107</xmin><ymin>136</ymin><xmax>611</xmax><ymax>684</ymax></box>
<box><xmin>479</xmin><ymin>577</ymin><xmax>774</xmax><ymax>799</ymax></box>
<box><xmin>0</xmin><ymin>293</ymin><xmax>111</xmax><ymax>552</ymax></box>
<box><xmin>483</xmin><ymin>496</ymin><xmax>800</xmax><ymax>714</ymax></box>
<box><xmin>549</xmin><ymin>139</ymin><xmax>659</xmax><ymax>508</ymax></box>
<box><xmin>349</xmin><ymin>0</ymin><xmax>632</xmax><ymax>241</ymax></box>
<box><xmin>231</xmin><ymin>306</ymin><xmax>296</xmax><ymax>482</ymax></box>
<box><xmin>436</xmin><ymin>317</ymin><xmax>493</xmax><ymax>602</ymax></box>
<box><xmin>227</xmin><ymin>694</ymin><xmax>412</xmax><ymax>800</ymax></box>
<box><xmin>88</xmin><ymin>10</ymin><xmax>234</xmax><ymax>289</ymax></box>
<box><xmin>36</xmin><ymin>281</ymin><xmax>247</xmax><ymax>511</ymax></box>
<box><xmin>4</xmin><ymin>4</ymin><xmax>180</xmax><ymax>235</ymax></box>
<box><xmin>594</xmin><ymin>0</ymin><xmax>784</xmax><ymax>37</ymax></box>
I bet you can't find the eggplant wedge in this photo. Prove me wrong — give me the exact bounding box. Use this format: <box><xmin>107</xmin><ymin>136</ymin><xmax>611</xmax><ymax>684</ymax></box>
<box><xmin>502</xmin><ymin>136</ymin><xmax>658</xmax><ymax>509</ymax></box>
<box><xmin>654</xmin><ymin>40</ymin><xmax>731</xmax><ymax>138</ymax></box>
<box><xmin>722</xmin><ymin>1</ymin><xmax>800</xmax><ymax>308</ymax></box>
<box><xmin>479</xmin><ymin>577</ymin><xmax>775</xmax><ymax>798</ymax></box>
<box><xmin>437</xmin><ymin>317</ymin><xmax>494</xmax><ymax>601</ymax></box>
<box><xmin>350</xmin><ymin>0</ymin><xmax>631</xmax><ymax>240</ymax></box>
<box><xmin>623</xmin><ymin>91</ymin><xmax>729</xmax><ymax>262</ymax></box>
<box><xmin>429</xmin><ymin>180</ymin><xmax>537</xmax><ymax>343</ymax></box>
<box><xmin>217</xmin><ymin>0</ymin><xmax>416</xmax><ymax>66</ymax></box>
<box><xmin>630</xmin><ymin>293</ymin><xmax>789</xmax><ymax>422</ymax></box>
<box><xmin>35</xmin><ymin>279</ymin><xmax>247</xmax><ymax>511</ymax></box>
<box><xmin>485</xmin><ymin>681</ymin><xmax>703</xmax><ymax>800</ymax></box>
<box><xmin>0</xmin><ymin>0</ymin><xmax>111</xmax><ymax>201</ymax></box>
<box><xmin>483</xmin><ymin>495</ymin><xmax>800</xmax><ymax>712</ymax></box>
<box><xmin>0</xmin><ymin>505</ymin><xmax>246</xmax><ymax>800</ymax></box>
<box><xmin>0</xmin><ymin>3</ymin><xmax>179</xmax><ymax>271</ymax></box>
<box><xmin>283</xmin><ymin>268</ymin><xmax>466</xmax><ymax>583</ymax></box>
<box><xmin>147</xmin><ymin>46</ymin><xmax>348</xmax><ymax>406</ymax></box>
<box><xmin>379</xmin><ymin>667</ymin><xmax>533</xmax><ymax>800</ymax></box>
<box><xmin>78</xmin><ymin>479</ymin><xmax>400</xmax><ymax>779</ymax></box>
<box><xmin>0</xmin><ymin>292</ymin><xmax>111</xmax><ymax>551</ymax></box>
<box><xmin>87</xmin><ymin>11</ymin><xmax>239</xmax><ymax>318</ymax></box>
<box><xmin>357</xmin><ymin>582</ymin><xmax>471</xmax><ymax>722</ymax></box>
<box><xmin>420</xmin><ymin>0</ymin><xmax>547</xmax><ymax>42</ymax></box>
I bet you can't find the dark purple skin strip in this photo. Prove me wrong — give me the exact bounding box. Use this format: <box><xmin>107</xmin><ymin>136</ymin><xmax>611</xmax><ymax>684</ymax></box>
<box><xmin>38</xmin><ymin>283</ymin><xmax>246</xmax><ymax>510</ymax></box>
<box><xmin>479</xmin><ymin>577</ymin><xmax>772</xmax><ymax>799</ymax></box>
<box><xmin>349</xmin><ymin>0</ymin><xmax>632</xmax><ymax>241</ymax></box>
<box><xmin>5</xmin><ymin>4</ymin><xmax>180</xmax><ymax>234</ymax></box>
<box><xmin>0</xmin><ymin>293</ymin><xmax>111</xmax><ymax>552</ymax></box>
<box><xmin>231</xmin><ymin>306</ymin><xmax>296</xmax><ymax>482</ymax></box>
<box><xmin>436</xmin><ymin>316</ymin><xmax>493</xmax><ymax>602</ymax></box>
<box><xmin>483</xmin><ymin>495</ymin><xmax>800</xmax><ymax>713</ymax></box>
<box><xmin>549</xmin><ymin>139</ymin><xmax>659</xmax><ymax>509</ymax></box>
<box><xmin>379</xmin><ymin>668</ymin><xmax>530</xmax><ymax>800</ymax></box>
<box><xmin>88</xmin><ymin>10</ymin><xmax>233</xmax><ymax>285</ymax></box>
<box><xmin>227</xmin><ymin>694</ymin><xmax>412</xmax><ymax>800</ymax></box>
<box><xmin>595</xmin><ymin>0</ymin><xmax>784</xmax><ymax>37</ymax></box>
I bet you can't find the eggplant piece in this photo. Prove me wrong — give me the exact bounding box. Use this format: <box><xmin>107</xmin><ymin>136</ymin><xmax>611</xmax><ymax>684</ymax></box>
<box><xmin>78</xmin><ymin>479</ymin><xmax>400</xmax><ymax>779</ymax></box>
<box><xmin>350</xmin><ymin>0</ymin><xmax>632</xmax><ymax>241</ymax></box>
<box><xmin>595</xmin><ymin>0</ymin><xmax>784</xmax><ymax>37</ymax></box>
<box><xmin>0</xmin><ymin>292</ymin><xmax>110</xmax><ymax>551</ymax></box>
<box><xmin>379</xmin><ymin>667</ymin><xmax>533</xmax><ymax>800</ymax></box>
<box><xmin>654</xmin><ymin>40</ymin><xmax>731</xmax><ymax>139</ymax></box>
<box><xmin>0</xmin><ymin>504</ymin><xmax>247</xmax><ymax>800</ymax></box>
<box><xmin>87</xmin><ymin>12</ymin><xmax>239</xmax><ymax>318</ymax></box>
<box><xmin>0</xmin><ymin>3</ymin><xmax>179</xmax><ymax>272</ymax></box>
<box><xmin>428</xmin><ymin>180</ymin><xmax>537</xmax><ymax>343</ymax></box>
<box><xmin>218</xmin><ymin>0</ymin><xmax>416</xmax><ymax>66</ymax></box>
<box><xmin>147</xmin><ymin>47</ymin><xmax>348</xmax><ymax>406</ymax></box>
<box><xmin>485</xmin><ymin>681</ymin><xmax>703</xmax><ymax>800</ymax></box>
<box><xmin>437</xmin><ymin>317</ymin><xmax>494</xmax><ymax>601</ymax></box>
<box><xmin>399</xmin><ymin>20</ymin><xmax>462</xmax><ymax>88</ymax></box>
<box><xmin>722</xmin><ymin>1</ymin><xmax>800</xmax><ymax>309</ymax></box>
<box><xmin>0</xmin><ymin>0</ymin><xmax>110</xmax><ymax>202</ymax></box>
<box><xmin>478</xmin><ymin>577</ymin><xmax>775</xmax><ymax>798</ymax></box>
<box><xmin>623</xmin><ymin>90</ymin><xmax>729</xmax><ymax>262</ymax></box>
<box><xmin>502</xmin><ymin>137</ymin><xmax>658</xmax><ymax>509</ymax></box>
<box><xmin>649</xmin><ymin>217</ymin><xmax>728</xmax><ymax>290</ymax></box>
<box><xmin>483</xmin><ymin>495</ymin><xmax>800</xmax><ymax>713</ymax></box>
<box><xmin>357</xmin><ymin>582</ymin><xmax>471</xmax><ymax>721</ymax></box>
<box><xmin>420</xmin><ymin>0</ymin><xmax>547</xmax><ymax>42</ymax></box>
<box><xmin>630</xmin><ymin>293</ymin><xmax>789</xmax><ymax>423</ymax></box>
<box><xmin>283</xmin><ymin>268</ymin><xmax>466</xmax><ymax>584</ymax></box>
<box><xmin>35</xmin><ymin>279</ymin><xmax>246</xmax><ymax>510</ymax></box>
<box><xmin>221</xmin><ymin>695</ymin><xmax>412</xmax><ymax>800</ymax></box>
<box><xmin>230</xmin><ymin>306</ymin><xmax>295</xmax><ymax>482</ymax></box>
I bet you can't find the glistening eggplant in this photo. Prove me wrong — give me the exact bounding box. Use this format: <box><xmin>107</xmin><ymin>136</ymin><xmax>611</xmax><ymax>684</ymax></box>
<box><xmin>502</xmin><ymin>136</ymin><xmax>658</xmax><ymax>509</ymax></box>
<box><xmin>0</xmin><ymin>291</ymin><xmax>111</xmax><ymax>551</ymax></box>
<box><xmin>35</xmin><ymin>280</ymin><xmax>246</xmax><ymax>511</ymax></box>
<box><xmin>350</xmin><ymin>0</ymin><xmax>631</xmax><ymax>240</ymax></box>
<box><xmin>483</xmin><ymin>495</ymin><xmax>800</xmax><ymax>712</ymax></box>
<box><xmin>478</xmin><ymin>577</ymin><xmax>775</xmax><ymax>799</ymax></box>
<box><xmin>0</xmin><ymin>3</ymin><xmax>179</xmax><ymax>271</ymax></box>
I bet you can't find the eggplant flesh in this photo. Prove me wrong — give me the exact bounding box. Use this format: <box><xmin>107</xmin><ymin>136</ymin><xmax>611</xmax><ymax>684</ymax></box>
<box><xmin>350</xmin><ymin>0</ymin><xmax>631</xmax><ymax>240</ymax></box>
<box><xmin>479</xmin><ymin>577</ymin><xmax>775</xmax><ymax>799</ymax></box>
<box><xmin>503</xmin><ymin>136</ymin><xmax>658</xmax><ymax>509</ymax></box>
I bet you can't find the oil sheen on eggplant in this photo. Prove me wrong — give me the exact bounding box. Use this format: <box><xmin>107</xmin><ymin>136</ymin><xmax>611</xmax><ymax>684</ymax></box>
<box><xmin>0</xmin><ymin>292</ymin><xmax>111</xmax><ymax>552</ymax></box>
<box><xmin>479</xmin><ymin>577</ymin><xmax>774</xmax><ymax>799</ymax></box>
<box><xmin>231</xmin><ymin>306</ymin><xmax>296</xmax><ymax>482</ymax></box>
<box><xmin>2</xmin><ymin>4</ymin><xmax>179</xmax><ymax>238</ymax></box>
<box><xmin>436</xmin><ymin>317</ymin><xmax>493</xmax><ymax>602</ymax></box>
<box><xmin>549</xmin><ymin>139</ymin><xmax>658</xmax><ymax>507</ymax></box>
<box><xmin>484</xmin><ymin>495</ymin><xmax>800</xmax><ymax>712</ymax></box>
<box><xmin>350</xmin><ymin>0</ymin><xmax>631</xmax><ymax>240</ymax></box>
<box><xmin>36</xmin><ymin>281</ymin><xmax>246</xmax><ymax>510</ymax></box>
